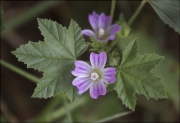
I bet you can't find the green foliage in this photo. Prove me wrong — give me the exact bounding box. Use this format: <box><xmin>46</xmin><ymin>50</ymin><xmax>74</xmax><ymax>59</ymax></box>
<box><xmin>149</xmin><ymin>0</ymin><xmax>180</xmax><ymax>33</ymax></box>
<box><xmin>108</xmin><ymin>38</ymin><xmax>167</xmax><ymax>110</ymax></box>
<box><xmin>12</xmin><ymin>19</ymin><xmax>88</xmax><ymax>101</ymax></box>
<box><xmin>87</xmin><ymin>36</ymin><xmax>107</xmax><ymax>53</ymax></box>
<box><xmin>108</xmin><ymin>49</ymin><xmax>121</xmax><ymax>67</ymax></box>
<box><xmin>116</xmin><ymin>13</ymin><xmax>131</xmax><ymax>37</ymax></box>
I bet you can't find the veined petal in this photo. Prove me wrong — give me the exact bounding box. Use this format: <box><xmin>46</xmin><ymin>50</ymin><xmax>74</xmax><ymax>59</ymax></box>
<box><xmin>108</xmin><ymin>24</ymin><xmax>120</xmax><ymax>35</ymax></box>
<box><xmin>71</xmin><ymin>61</ymin><xmax>92</xmax><ymax>77</ymax></box>
<box><xmin>84</xmin><ymin>11</ymin><xmax>121</xmax><ymax>42</ymax></box>
<box><xmin>98</xmin><ymin>52</ymin><xmax>107</xmax><ymax>69</ymax></box>
<box><xmin>72</xmin><ymin>77</ymin><xmax>92</xmax><ymax>94</ymax></box>
<box><xmin>71</xmin><ymin>69</ymin><xmax>90</xmax><ymax>77</ymax></box>
<box><xmin>104</xmin><ymin>16</ymin><xmax>111</xmax><ymax>29</ymax></box>
<box><xmin>90</xmin><ymin>81</ymin><xmax>106</xmax><ymax>99</ymax></box>
<box><xmin>75</xmin><ymin>61</ymin><xmax>92</xmax><ymax>70</ymax></box>
<box><xmin>71</xmin><ymin>52</ymin><xmax>116</xmax><ymax>98</ymax></box>
<box><xmin>100</xmin><ymin>24</ymin><xmax>120</xmax><ymax>42</ymax></box>
<box><xmin>99</xmin><ymin>13</ymin><xmax>111</xmax><ymax>30</ymax></box>
<box><xmin>89</xmin><ymin>11</ymin><xmax>99</xmax><ymax>31</ymax></box>
<box><xmin>102</xmin><ymin>67</ymin><xmax>116</xmax><ymax>83</ymax></box>
<box><xmin>90</xmin><ymin>52</ymin><xmax>107</xmax><ymax>69</ymax></box>
<box><xmin>90</xmin><ymin>52</ymin><xmax>98</xmax><ymax>68</ymax></box>
<box><xmin>82</xmin><ymin>29</ymin><xmax>96</xmax><ymax>37</ymax></box>
<box><xmin>99</xmin><ymin>13</ymin><xmax>106</xmax><ymax>28</ymax></box>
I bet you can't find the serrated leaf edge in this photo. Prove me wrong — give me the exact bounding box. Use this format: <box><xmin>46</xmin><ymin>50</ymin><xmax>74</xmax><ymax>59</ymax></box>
<box><xmin>148</xmin><ymin>1</ymin><xmax>180</xmax><ymax>33</ymax></box>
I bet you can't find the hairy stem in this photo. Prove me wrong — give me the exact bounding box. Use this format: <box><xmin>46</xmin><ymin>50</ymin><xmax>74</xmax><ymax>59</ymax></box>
<box><xmin>110</xmin><ymin>0</ymin><xmax>116</xmax><ymax>24</ymax></box>
<box><xmin>127</xmin><ymin>0</ymin><xmax>147</xmax><ymax>26</ymax></box>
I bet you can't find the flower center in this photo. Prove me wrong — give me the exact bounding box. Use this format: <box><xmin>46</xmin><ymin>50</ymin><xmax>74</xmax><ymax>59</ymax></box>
<box><xmin>98</xmin><ymin>28</ymin><xmax>105</xmax><ymax>38</ymax></box>
<box><xmin>90</xmin><ymin>72</ymin><xmax>99</xmax><ymax>81</ymax></box>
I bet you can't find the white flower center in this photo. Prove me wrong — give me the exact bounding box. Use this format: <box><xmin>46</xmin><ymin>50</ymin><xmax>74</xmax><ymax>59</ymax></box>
<box><xmin>90</xmin><ymin>72</ymin><xmax>99</xmax><ymax>81</ymax></box>
<box><xmin>98</xmin><ymin>28</ymin><xmax>105</xmax><ymax>37</ymax></box>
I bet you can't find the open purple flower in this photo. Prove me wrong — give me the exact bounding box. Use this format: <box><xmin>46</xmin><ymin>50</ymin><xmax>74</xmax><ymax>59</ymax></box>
<box><xmin>71</xmin><ymin>52</ymin><xmax>116</xmax><ymax>99</ymax></box>
<box><xmin>82</xmin><ymin>11</ymin><xmax>120</xmax><ymax>42</ymax></box>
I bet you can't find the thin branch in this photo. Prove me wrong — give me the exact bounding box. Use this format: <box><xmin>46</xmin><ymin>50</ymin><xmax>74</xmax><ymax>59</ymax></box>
<box><xmin>0</xmin><ymin>59</ymin><xmax>39</xmax><ymax>83</ymax></box>
<box><xmin>95</xmin><ymin>111</ymin><xmax>132</xmax><ymax>123</ymax></box>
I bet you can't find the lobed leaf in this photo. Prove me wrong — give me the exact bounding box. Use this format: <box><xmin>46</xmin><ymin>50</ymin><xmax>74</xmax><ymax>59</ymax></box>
<box><xmin>12</xmin><ymin>41</ymin><xmax>73</xmax><ymax>72</ymax></box>
<box><xmin>12</xmin><ymin>19</ymin><xmax>88</xmax><ymax>101</ymax></box>
<box><xmin>111</xmin><ymin>38</ymin><xmax>167</xmax><ymax>110</ymax></box>
<box><xmin>32</xmin><ymin>64</ymin><xmax>79</xmax><ymax>100</ymax></box>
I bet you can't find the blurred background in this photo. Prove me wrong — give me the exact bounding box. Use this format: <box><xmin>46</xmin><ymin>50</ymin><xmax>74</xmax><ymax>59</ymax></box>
<box><xmin>1</xmin><ymin>1</ymin><xmax>179</xmax><ymax>122</ymax></box>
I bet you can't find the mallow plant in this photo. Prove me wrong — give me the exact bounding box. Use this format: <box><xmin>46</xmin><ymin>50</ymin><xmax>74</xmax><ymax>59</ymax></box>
<box><xmin>12</xmin><ymin>0</ymin><xmax>179</xmax><ymax>114</ymax></box>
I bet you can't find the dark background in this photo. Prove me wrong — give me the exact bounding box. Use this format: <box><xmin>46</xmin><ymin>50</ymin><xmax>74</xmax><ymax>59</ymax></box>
<box><xmin>1</xmin><ymin>1</ymin><xmax>179</xmax><ymax>122</ymax></box>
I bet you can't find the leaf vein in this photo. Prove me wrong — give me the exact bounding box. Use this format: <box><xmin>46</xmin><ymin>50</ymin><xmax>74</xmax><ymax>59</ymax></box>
<box><xmin>40</xmin><ymin>19</ymin><xmax>74</xmax><ymax>58</ymax></box>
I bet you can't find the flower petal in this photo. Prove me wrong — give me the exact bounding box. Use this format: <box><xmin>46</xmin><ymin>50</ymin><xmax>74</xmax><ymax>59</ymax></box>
<box><xmin>72</xmin><ymin>77</ymin><xmax>92</xmax><ymax>94</ymax></box>
<box><xmin>98</xmin><ymin>24</ymin><xmax>120</xmax><ymax>42</ymax></box>
<box><xmin>82</xmin><ymin>29</ymin><xmax>96</xmax><ymax>37</ymax></box>
<box><xmin>89</xmin><ymin>11</ymin><xmax>99</xmax><ymax>32</ymax></box>
<box><xmin>90</xmin><ymin>52</ymin><xmax>98</xmax><ymax>68</ymax></box>
<box><xmin>90</xmin><ymin>52</ymin><xmax>107</xmax><ymax>69</ymax></box>
<box><xmin>105</xmin><ymin>16</ymin><xmax>111</xmax><ymax>29</ymax></box>
<box><xmin>71</xmin><ymin>61</ymin><xmax>92</xmax><ymax>77</ymax></box>
<box><xmin>89</xmin><ymin>81</ymin><xmax>106</xmax><ymax>99</ymax></box>
<box><xmin>102</xmin><ymin>67</ymin><xmax>116</xmax><ymax>83</ymax></box>
<box><xmin>98</xmin><ymin>13</ymin><xmax>106</xmax><ymax>28</ymax></box>
<box><xmin>108</xmin><ymin>24</ymin><xmax>120</xmax><ymax>35</ymax></box>
<box><xmin>109</xmin><ymin>35</ymin><xmax>115</xmax><ymax>41</ymax></box>
<box><xmin>99</xmin><ymin>13</ymin><xmax>111</xmax><ymax>30</ymax></box>
<box><xmin>75</xmin><ymin>61</ymin><xmax>92</xmax><ymax>70</ymax></box>
<box><xmin>98</xmin><ymin>52</ymin><xmax>107</xmax><ymax>69</ymax></box>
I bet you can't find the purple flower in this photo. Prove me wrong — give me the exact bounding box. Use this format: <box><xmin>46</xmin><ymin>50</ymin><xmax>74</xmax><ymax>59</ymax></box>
<box><xmin>82</xmin><ymin>11</ymin><xmax>120</xmax><ymax>42</ymax></box>
<box><xmin>71</xmin><ymin>52</ymin><xmax>116</xmax><ymax>99</ymax></box>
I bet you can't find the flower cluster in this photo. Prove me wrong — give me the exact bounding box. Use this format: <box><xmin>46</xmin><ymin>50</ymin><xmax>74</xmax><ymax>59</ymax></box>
<box><xmin>72</xmin><ymin>11</ymin><xmax>118</xmax><ymax>99</ymax></box>
<box><xmin>82</xmin><ymin>11</ymin><xmax>120</xmax><ymax>42</ymax></box>
<box><xmin>72</xmin><ymin>52</ymin><xmax>116</xmax><ymax>99</ymax></box>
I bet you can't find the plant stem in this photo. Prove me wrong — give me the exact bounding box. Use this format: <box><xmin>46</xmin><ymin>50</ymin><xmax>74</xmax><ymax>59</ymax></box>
<box><xmin>2</xmin><ymin>1</ymin><xmax>60</xmax><ymax>35</ymax></box>
<box><xmin>127</xmin><ymin>0</ymin><xmax>147</xmax><ymax>26</ymax></box>
<box><xmin>110</xmin><ymin>0</ymin><xmax>116</xmax><ymax>24</ymax></box>
<box><xmin>108</xmin><ymin>0</ymin><xmax>147</xmax><ymax>52</ymax></box>
<box><xmin>95</xmin><ymin>111</ymin><xmax>132</xmax><ymax>123</ymax></box>
<box><xmin>47</xmin><ymin>96</ymin><xmax>87</xmax><ymax>121</ymax></box>
<box><xmin>63</xmin><ymin>98</ymin><xmax>73</xmax><ymax>123</ymax></box>
<box><xmin>35</xmin><ymin>95</ymin><xmax>62</xmax><ymax>122</ymax></box>
<box><xmin>0</xmin><ymin>59</ymin><xmax>39</xmax><ymax>83</ymax></box>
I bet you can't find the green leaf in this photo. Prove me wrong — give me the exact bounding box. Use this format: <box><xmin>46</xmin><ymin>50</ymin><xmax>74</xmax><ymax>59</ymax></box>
<box><xmin>88</xmin><ymin>35</ymin><xmax>108</xmax><ymax>53</ymax></box>
<box><xmin>149</xmin><ymin>0</ymin><xmax>180</xmax><ymax>33</ymax></box>
<box><xmin>12</xmin><ymin>19</ymin><xmax>88</xmax><ymax>101</ymax></box>
<box><xmin>110</xmin><ymin>38</ymin><xmax>167</xmax><ymax>110</ymax></box>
